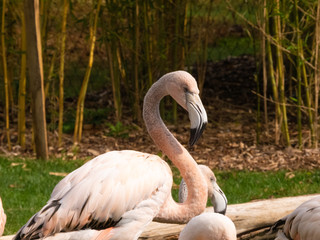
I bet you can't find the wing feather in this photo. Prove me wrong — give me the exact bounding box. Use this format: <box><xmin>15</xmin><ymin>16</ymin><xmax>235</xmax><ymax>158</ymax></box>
<box><xmin>14</xmin><ymin>150</ymin><xmax>172</xmax><ymax>240</ymax></box>
<box><xmin>278</xmin><ymin>196</ymin><xmax>320</xmax><ymax>240</ymax></box>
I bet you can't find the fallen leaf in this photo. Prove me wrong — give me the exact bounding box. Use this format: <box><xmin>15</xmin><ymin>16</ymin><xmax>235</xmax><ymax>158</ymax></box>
<box><xmin>87</xmin><ymin>149</ymin><xmax>100</xmax><ymax>156</ymax></box>
<box><xmin>11</xmin><ymin>162</ymin><xmax>27</xmax><ymax>168</ymax></box>
<box><xmin>49</xmin><ymin>172</ymin><xmax>68</xmax><ymax>177</ymax></box>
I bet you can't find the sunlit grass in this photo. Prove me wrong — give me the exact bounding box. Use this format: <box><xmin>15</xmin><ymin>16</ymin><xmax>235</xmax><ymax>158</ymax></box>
<box><xmin>0</xmin><ymin>157</ymin><xmax>85</xmax><ymax>235</ymax></box>
<box><xmin>216</xmin><ymin>170</ymin><xmax>320</xmax><ymax>204</ymax></box>
<box><xmin>1</xmin><ymin>156</ymin><xmax>319</xmax><ymax>235</ymax></box>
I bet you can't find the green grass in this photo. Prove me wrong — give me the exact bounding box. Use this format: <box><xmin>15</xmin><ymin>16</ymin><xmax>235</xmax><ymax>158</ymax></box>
<box><xmin>1</xmin><ymin>156</ymin><xmax>320</xmax><ymax>235</ymax></box>
<box><xmin>216</xmin><ymin>171</ymin><xmax>320</xmax><ymax>204</ymax></box>
<box><xmin>0</xmin><ymin>157</ymin><xmax>86</xmax><ymax>235</ymax></box>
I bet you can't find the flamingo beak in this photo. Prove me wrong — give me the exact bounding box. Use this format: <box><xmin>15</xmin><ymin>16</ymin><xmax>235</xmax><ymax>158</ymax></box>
<box><xmin>211</xmin><ymin>181</ymin><xmax>228</xmax><ymax>215</ymax></box>
<box><xmin>186</xmin><ymin>93</ymin><xmax>207</xmax><ymax>147</ymax></box>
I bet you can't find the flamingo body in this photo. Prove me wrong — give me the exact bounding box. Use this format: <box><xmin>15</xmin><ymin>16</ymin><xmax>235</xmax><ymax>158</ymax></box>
<box><xmin>0</xmin><ymin>197</ymin><xmax>6</xmax><ymax>236</ymax></box>
<box><xmin>178</xmin><ymin>212</ymin><xmax>237</xmax><ymax>240</ymax></box>
<box><xmin>275</xmin><ymin>196</ymin><xmax>320</xmax><ymax>240</ymax></box>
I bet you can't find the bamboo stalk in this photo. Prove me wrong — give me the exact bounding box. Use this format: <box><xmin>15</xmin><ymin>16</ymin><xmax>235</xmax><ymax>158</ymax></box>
<box><xmin>58</xmin><ymin>0</ymin><xmax>68</xmax><ymax>147</ymax></box>
<box><xmin>40</xmin><ymin>0</ymin><xmax>51</xmax><ymax>52</ymax></box>
<box><xmin>18</xmin><ymin>9</ymin><xmax>27</xmax><ymax>149</ymax></box>
<box><xmin>266</xmin><ymin>5</ymin><xmax>281</xmax><ymax>145</ymax></box>
<box><xmin>313</xmin><ymin>0</ymin><xmax>320</xmax><ymax>148</ymax></box>
<box><xmin>292</xmin><ymin>0</ymin><xmax>315</xmax><ymax>148</ymax></box>
<box><xmin>197</xmin><ymin>0</ymin><xmax>212</xmax><ymax>95</ymax></box>
<box><xmin>73</xmin><ymin>0</ymin><xmax>101</xmax><ymax>144</ymax></box>
<box><xmin>114</xmin><ymin>46</ymin><xmax>122</xmax><ymax>120</ymax></box>
<box><xmin>1</xmin><ymin>0</ymin><xmax>11</xmax><ymax>151</ymax></box>
<box><xmin>262</xmin><ymin>0</ymin><xmax>268</xmax><ymax>130</ymax></box>
<box><xmin>274</xmin><ymin>0</ymin><xmax>290</xmax><ymax>146</ymax></box>
<box><xmin>133</xmin><ymin>0</ymin><xmax>141</xmax><ymax>123</ymax></box>
<box><xmin>172</xmin><ymin>0</ymin><xmax>180</xmax><ymax>124</ymax></box>
<box><xmin>44</xmin><ymin>51</ymin><xmax>56</xmax><ymax>97</ymax></box>
<box><xmin>143</xmin><ymin>0</ymin><xmax>152</xmax><ymax>89</ymax></box>
<box><xmin>294</xmin><ymin>0</ymin><xmax>302</xmax><ymax>148</ymax></box>
<box><xmin>102</xmin><ymin>1</ymin><xmax>122</xmax><ymax>123</ymax></box>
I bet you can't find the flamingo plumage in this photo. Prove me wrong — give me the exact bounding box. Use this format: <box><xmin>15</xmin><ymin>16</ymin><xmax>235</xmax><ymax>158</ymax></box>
<box><xmin>178</xmin><ymin>165</ymin><xmax>236</xmax><ymax>240</ymax></box>
<box><xmin>273</xmin><ymin>195</ymin><xmax>320</xmax><ymax>240</ymax></box>
<box><xmin>178</xmin><ymin>212</ymin><xmax>237</xmax><ymax>240</ymax></box>
<box><xmin>0</xmin><ymin>197</ymin><xmax>6</xmax><ymax>236</ymax></box>
<box><xmin>13</xmin><ymin>71</ymin><xmax>212</xmax><ymax>240</ymax></box>
<box><xmin>179</xmin><ymin>164</ymin><xmax>227</xmax><ymax>214</ymax></box>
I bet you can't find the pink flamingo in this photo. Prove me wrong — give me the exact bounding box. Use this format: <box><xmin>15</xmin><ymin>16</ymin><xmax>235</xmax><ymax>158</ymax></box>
<box><xmin>273</xmin><ymin>195</ymin><xmax>320</xmax><ymax>240</ymax></box>
<box><xmin>179</xmin><ymin>212</ymin><xmax>237</xmax><ymax>240</ymax></box>
<box><xmin>179</xmin><ymin>164</ymin><xmax>227</xmax><ymax>214</ymax></box>
<box><xmin>0</xmin><ymin>197</ymin><xmax>6</xmax><ymax>236</ymax></box>
<box><xmin>34</xmin><ymin>165</ymin><xmax>228</xmax><ymax>240</ymax></box>
<box><xmin>14</xmin><ymin>71</ymin><xmax>214</xmax><ymax>240</ymax></box>
<box><xmin>179</xmin><ymin>165</ymin><xmax>236</xmax><ymax>240</ymax></box>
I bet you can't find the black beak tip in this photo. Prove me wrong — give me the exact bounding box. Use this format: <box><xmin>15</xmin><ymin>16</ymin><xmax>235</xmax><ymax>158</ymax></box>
<box><xmin>188</xmin><ymin>122</ymin><xmax>207</xmax><ymax>147</ymax></box>
<box><xmin>189</xmin><ymin>128</ymin><xmax>197</xmax><ymax>147</ymax></box>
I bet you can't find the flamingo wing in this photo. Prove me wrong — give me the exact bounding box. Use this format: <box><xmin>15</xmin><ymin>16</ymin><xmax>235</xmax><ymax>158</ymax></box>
<box><xmin>275</xmin><ymin>196</ymin><xmax>320</xmax><ymax>240</ymax></box>
<box><xmin>0</xmin><ymin>197</ymin><xmax>6</xmax><ymax>236</ymax></box>
<box><xmin>14</xmin><ymin>150</ymin><xmax>172</xmax><ymax>240</ymax></box>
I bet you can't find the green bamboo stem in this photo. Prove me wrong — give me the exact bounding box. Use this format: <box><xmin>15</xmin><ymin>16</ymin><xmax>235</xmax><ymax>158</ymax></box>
<box><xmin>262</xmin><ymin>0</ymin><xmax>268</xmax><ymax>130</ymax></box>
<box><xmin>133</xmin><ymin>0</ymin><xmax>141</xmax><ymax>122</ymax></box>
<box><xmin>143</xmin><ymin>0</ymin><xmax>153</xmax><ymax>88</ymax></box>
<box><xmin>74</xmin><ymin>0</ymin><xmax>101</xmax><ymax>144</ymax></box>
<box><xmin>58</xmin><ymin>0</ymin><xmax>68</xmax><ymax>147</ymax></box>
<box><xmin>44</xmin><ymin>51</ymin><xmax>56</xmax><ymax>97</ymax></box>
<box><xmin>197</xmin><ymin>0</ymin><xmax>212</xmax><ymax>95</ymax></box>
<box><xmin>18</xmin><ymin>9</ymin><xmax>27</xmax><ymax>149</ymax></box>
<box><xmin>274</xmin><ymin>0</ymin><xmax>290</xmax><ymax>146</ymax></box>
<box><xmin>294</xmin><ymin>0</ymin><xmax>302</xmax><ymax>148</ymax></box>
<box><xmin>2</xmin><ymin>0</ymin><xmax>11</xmax><ymax>151</ymax></box>
<box><xmin>266</xmin><ymin>6</ymin><xmax>281</xmax><ymax>144</ymax></box>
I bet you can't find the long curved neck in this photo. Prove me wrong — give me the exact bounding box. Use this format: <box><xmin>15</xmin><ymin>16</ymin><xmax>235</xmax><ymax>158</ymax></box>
<box><xmin>143</xmin><ymin>79</ymin><xmax>207</xmax><ymax>223</ymax></box>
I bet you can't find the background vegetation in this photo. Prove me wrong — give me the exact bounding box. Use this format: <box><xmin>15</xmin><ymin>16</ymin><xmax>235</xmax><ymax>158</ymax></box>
<box><xmin>0</xmin><ymin>0</ymin><xmax>318</xmax><ymax>156</ymax></box>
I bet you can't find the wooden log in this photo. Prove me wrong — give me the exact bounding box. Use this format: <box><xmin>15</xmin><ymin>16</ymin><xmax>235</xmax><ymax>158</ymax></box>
<box><xmin>1</xmin><ymin>194</ymin><xmax>319</xmax><ymax>240</ymax></box>
<box><xmin>139</xmin><ymin>194</ymin><xmax>320</xmax><ymax>239</ymax></box>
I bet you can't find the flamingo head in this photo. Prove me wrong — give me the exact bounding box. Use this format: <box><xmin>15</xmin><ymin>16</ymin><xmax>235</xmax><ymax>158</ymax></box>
<box><xmin>165</xmin><ymin>71</ymin><xmax>208</xmax><ymax>147</ymax></box>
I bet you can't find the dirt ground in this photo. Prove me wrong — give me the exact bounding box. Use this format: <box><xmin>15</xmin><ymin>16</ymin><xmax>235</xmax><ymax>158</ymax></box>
<box><xmin>2</xmin><ymin>55</ymin><xmax>320</xmax><ymax>171</ymax></box>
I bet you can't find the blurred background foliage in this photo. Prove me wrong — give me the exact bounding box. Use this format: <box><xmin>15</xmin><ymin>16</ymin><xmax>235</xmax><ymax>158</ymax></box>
<box><xmin>0</xmin><ymin>0</ymin><xmax>320</xmax><ymax>150</ymax></box>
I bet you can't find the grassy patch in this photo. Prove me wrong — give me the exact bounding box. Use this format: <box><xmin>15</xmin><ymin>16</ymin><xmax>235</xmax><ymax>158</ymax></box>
<box><xmin>216</xmin><ymin>170</ymin><xmax>320</xmax><ymax>204</ymax></box>
<box><xmin>1</xmin><ymin>156</ymin><xmax>319</xmax><ymax>235</ymax></box>
<box><xmin>0</xmin><ymin>157</ymin><xmax>85</xmax><ymax>235</ymax></box>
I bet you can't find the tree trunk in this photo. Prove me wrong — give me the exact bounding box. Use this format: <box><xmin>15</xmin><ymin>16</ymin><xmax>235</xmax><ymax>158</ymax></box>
<box><xmin>24</xmin><ymin>0</ymin><xmax>48</xmax><ymax>160</ymax></box>
<box><xmin>314</xmin><ymin>0</ymin><xmax>320</xmax><ymax>148</ymax></box>
<box><xmin>139</xmin><ymin>194</ymin><xmax>320</xmax><ymax>239</ymax></box>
